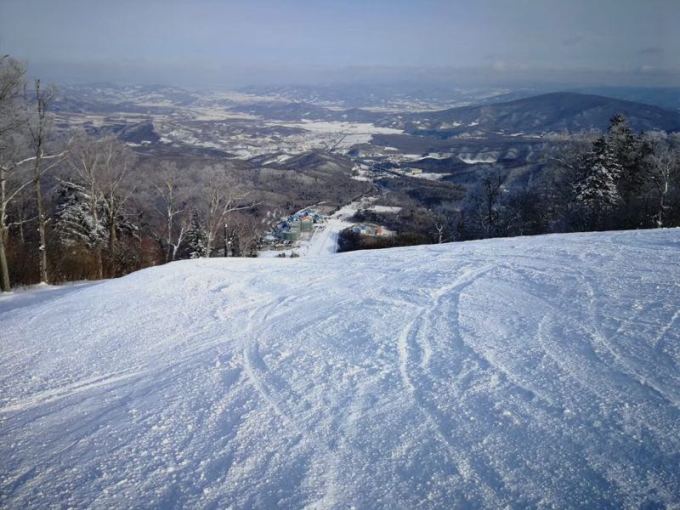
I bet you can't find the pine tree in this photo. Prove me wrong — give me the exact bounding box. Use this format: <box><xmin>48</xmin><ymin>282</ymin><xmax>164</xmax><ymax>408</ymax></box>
<box><xmin>607</xmin><ymin>114</ymin><xmax>648</xmax><ymax>204</ymax></box>
<box><xmin>573</xmin><ymin>137</ymin><xmax>622</xmax><ymax>228</ymax></box>
<box><xmin>184</xmin><ymin>213</ymin><xmax>208</xmax><ymax>259</ymax></box>
<box><xmin>55</xmin><ymin>181</ymin><xmax>108</xmax><ymax>249</ymax></box>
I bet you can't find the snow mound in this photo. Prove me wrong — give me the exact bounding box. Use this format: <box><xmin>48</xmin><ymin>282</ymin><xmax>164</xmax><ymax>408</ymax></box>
<box><xmin>1</xmin><ymin>229</ymin><xmax>679</xmax><ymax>508</ymax></box>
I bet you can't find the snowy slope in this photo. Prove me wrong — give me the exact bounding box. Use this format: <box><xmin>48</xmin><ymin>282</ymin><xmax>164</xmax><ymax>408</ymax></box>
<box><xmin>1</xmin><ymin>229</ymin><xmax>679</xmax><ymax>508</ymax></box>
<box><xmin>305</xmin><ymin>202</ymin><xmax>359</xmax><ymax>257</ymax></box>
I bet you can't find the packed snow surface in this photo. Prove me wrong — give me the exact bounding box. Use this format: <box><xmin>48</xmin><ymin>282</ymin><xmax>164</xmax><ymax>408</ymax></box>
<box><xmin>1</xmin><ymin>229</ymin><xmax>680</xmax><ymax>508</ymax></box>
<box><xmin>305</xmin><ymin>202</ymin><xmax>361</xmax><ymax>257</ymax></box>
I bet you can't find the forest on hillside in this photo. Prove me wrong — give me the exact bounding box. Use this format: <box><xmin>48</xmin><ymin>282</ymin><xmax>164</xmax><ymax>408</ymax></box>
<box><xmin>341</xmin><ymin>115</ymin><xmax>680</xmax><ymax>252</ymax></box>
<box><xmin>2</xmin><ymin>56</ymin><xmax>680</xmax><ymax>289</ymax></box>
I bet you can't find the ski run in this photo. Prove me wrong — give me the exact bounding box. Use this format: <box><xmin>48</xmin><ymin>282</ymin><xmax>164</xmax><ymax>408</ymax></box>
<box><xmin>1</xmin><ymin>229</ymin><xmax>679</xmax><ymax>508</ymax></box>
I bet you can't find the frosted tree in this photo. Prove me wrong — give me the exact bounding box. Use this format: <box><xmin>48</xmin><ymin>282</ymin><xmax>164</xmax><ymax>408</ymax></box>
<box><xmin>573</xmin><ymin>137</ymin><xmax>622</xmax><ymax>228</ymax></box>
<box><xmin>471</xmin><ymin>171</ymin><xmax>504</xmax><ymax>237</ymax></box>
<box><xmin>27</xmin><ymin>79</ymin><xmax>64</xmax><ymax>284</ymax></box>
<box><xmin>201</xmin><ymin>167</ymin><xmax>254</xmax><ymax>257</ymax></box>
<box><xmin>150</xmin><ymin>161</ymin><xmax>189</xmax><ymax>262</ymax></box>
<box><xmin>1</xmin><ymin>61</ymin><xmax>63</xmax><ymax>289</ymax></box>
<box><xmin>99</xmin><ymin>137</ymin><xmax>136</xmax><ymax>264</ymax></box>
<box><xmin>0</xmin><ymin>57</ymin><xmax>27</xmax><ymax>291</ymax></box>
<box><xmin>54</xmin><ymin>181</ymin><xmax>108</xmax><ymax>249</ymax></box>
<box><xmin>184</xmin><ymin>212</ymin><xmax>208</xmax><ymax>259</ymax></box>
<box><xmin>66</xmin><ymin>134</ymin><xmax>135</xmax><ymax>278</ymax></box>
<box><xmin>644</xmin><ymin>132</ymin><xmax>680</xmax><ymax>228</ymax></box>
<box><xmin>66</xmin><ymin>134</ymin><xmax>107</xmax><ymax>277</ymax></box>
<box><xmin>607</xmin><ymin>114</ymin><xmax>647</xmax><ymax>202</ymax></box>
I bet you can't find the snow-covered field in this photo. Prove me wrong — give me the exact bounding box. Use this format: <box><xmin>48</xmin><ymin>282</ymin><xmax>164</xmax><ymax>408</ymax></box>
<box><xmin>1</xmin><ymin>229</ymin><xmax>679</xmax><ymax>508</ymax></box>
<box><xmin>278</xmin><ymin>120</ymin><xmax>403</xmax><ymax>148</ymax></box>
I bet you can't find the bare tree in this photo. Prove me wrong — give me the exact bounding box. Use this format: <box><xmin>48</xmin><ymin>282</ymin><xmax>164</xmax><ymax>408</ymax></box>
<box><xmin>0</xmin><ymin>56</ymin><xmax>26</xmax><ymax>290</ymax></box>
<box><xmin>433</xmin><ymin>222</ymin><xmax>445</xmax><ymax>244</ymax></box>
<box><xmin>224</xmin><ymin>212</ymin><xmax>261</xmax><ymax>257</ymax></box>
<box><xmin>66</xmin><ymin>134</ymin><xmax>106</xmax><ymax>278</ymax></box>
<box><xmin>476</xmin><ymin>171</ymin><xmax>504</xmax><ymax>237</ymax></box>
<box><xmin>645</xmin><ymin>132</ymin><xmax>679</xmax><ymax>228</ymax></box>
<box><xmin>99</xmin><ymin>137</ymin><xmax>136</xmax><ymax>266</ymax></box>
<box><xmin>66</xmin><ymin>134</ymin><xmax>135</xmax><ymax>278</ymax></box>
<box><xmin>28</xmin><ymin>79</ymin><xmax>59</xmax><ymax>284</ymax></box>
<box><xmin>1</xmin><ymin>145</ymin><xmax>65</xmax><ymax>290</ymax></box>
<box><xmin>0</xmin><ymin>56</ymin><xmax>25</xmax><ymax>139</ymax></box>
<box><xmin>0</xmin><ymin>150</ymin><xmax>33</xmax><ymax>291</ymax></box>
<box><xmin>201</xmin><ymin>169</ymin><xmax>254</xmax><ymax>257</ymax></box>
<box><xmin>150</xmin><ymin>162</ymin><xmax>189</xmax><ymax>262</ymax></box>
<box><xmin>1</xmin><ymin>62</ymin><xmax>62</xmax><ymax>290</ymax></box>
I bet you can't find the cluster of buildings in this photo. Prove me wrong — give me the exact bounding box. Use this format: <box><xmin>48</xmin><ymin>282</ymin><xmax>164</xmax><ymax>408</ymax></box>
<box><xmin>348</xmin><ymin>223</ymin><xmax>393</xmax><ymax>237</ymax></box>
<box><xmin>264</xmin><ymin>208</ymin><xmax>327</xmax><ymax>244</ymax></box>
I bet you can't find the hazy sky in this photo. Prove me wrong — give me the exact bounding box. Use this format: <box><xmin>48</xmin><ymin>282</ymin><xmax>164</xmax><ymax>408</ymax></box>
<box><xmin>1</xmin><ymin>0</ymin><xmax>679</xmax><ymax>87</ymax></box>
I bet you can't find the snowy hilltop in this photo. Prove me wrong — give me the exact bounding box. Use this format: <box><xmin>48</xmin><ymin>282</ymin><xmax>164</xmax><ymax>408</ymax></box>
<box><xmin>1</xmin><ymin>229</ymin><xmax>679</xmax><ymax>508</ymax></box>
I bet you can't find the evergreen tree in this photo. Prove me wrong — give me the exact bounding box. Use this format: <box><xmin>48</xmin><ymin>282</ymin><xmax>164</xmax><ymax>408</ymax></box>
<box><xmin>607</xmin><ymin>114</ymin><xmax>649</xmax><ymax>206</ymax></box>
<box><xmin>184</xmin><ymin>212</ymin><xmax>208</xmax><ymax>259</ymax></box>
<box><xmin>55</xmin><ymin>181</ymin><xmax>108</xmax><ymax>249</ymax></box>
<box><xmin>573</xmin><ymin>137</ymin><xmax>622</xmax><ymax>228</ymax></box>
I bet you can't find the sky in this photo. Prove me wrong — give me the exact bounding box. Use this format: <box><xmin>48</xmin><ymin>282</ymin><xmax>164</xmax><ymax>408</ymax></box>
<box><xmin>1</xmin><ymin>0</ymin><xmax>679</xmax><ymax>88</ymax></box>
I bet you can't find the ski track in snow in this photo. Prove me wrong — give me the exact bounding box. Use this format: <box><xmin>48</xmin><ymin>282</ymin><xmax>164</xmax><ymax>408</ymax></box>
<box><xmin>1</xmin><ymin>229</ymin><xmax>680</xmax><ymax>508</ymax></box>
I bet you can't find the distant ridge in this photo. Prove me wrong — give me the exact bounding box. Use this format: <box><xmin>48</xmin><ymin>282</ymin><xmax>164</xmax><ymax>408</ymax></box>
<box><xmin>404</xmin><ymin>92</ymin><xmax>680</xmax><ymax>136</ymax></box>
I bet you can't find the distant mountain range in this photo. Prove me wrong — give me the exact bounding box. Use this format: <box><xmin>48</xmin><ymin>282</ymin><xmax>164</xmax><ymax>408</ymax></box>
<box><xmin>569</xmin><ymin>87</ymin><xmax>680</xmax><ymax>112</ymax></box>
<box><xmin>233</xmin><ymin>91</ymin><xmax>680</xmax><ymax>137</ymax></box>
<box><xmin>402</xmin><ymin>92</ymin><xmax>680</xmax><ymax>137</ymax></box>
<box><xmin>53</xmin><ymin>84</ymin><xmax>680</xmax><ymax>151</ymax></box>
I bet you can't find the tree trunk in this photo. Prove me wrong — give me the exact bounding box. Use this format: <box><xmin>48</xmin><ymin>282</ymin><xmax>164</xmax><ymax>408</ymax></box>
<box><xmin>87</xmin><ymin>192</ymin><xmax>103</xmax><ymax>279</ymax></box>
<box><xmin>34</xmin><ymin>176</ymin><xmax>48</xmax><ymax>284</ymax></box>
<box><xmin>0</xmin><ymin>226</ymin><xmax>10</xmax><ymax>291</ymax></box>
<box><xmin>108</xmin><ymin>211</ymin><xmax>117</xmax><ymax>275</ymax></box>
<box><xmin>166</xmin><ymin>212</ymin><xmax>173</xmax><ymax>263</ymax></box>
<box><xmin>656</xmin><ymin>177</ymin><xmax>669</xmax><ymax>229</ymax></box>
<box><xmin>94</xmin><ymin>247</ymin><xmax>103</xmax><ymax>280</ymax></box>
<box><xmin>18</xmin><ymin>215</ymin><xmax>24</xmax><ymax>243</ymax></box>
<box><xmin>0</xmin><ymin>170</ymin><xmax>10</xmax><ymax>291</ymax></box>
<box><xmin>232</xmin><ymin>232</ymin><xmax>240</xmax><ymax>257</ymax></box>
<box><xmin>31</xmin><ymin>79</ymin><xmax>51</xmax><ymax>285</ymax></box>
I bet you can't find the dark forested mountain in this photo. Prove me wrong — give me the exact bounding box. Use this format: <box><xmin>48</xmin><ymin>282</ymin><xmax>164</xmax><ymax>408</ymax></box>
<box><xmin>403</xmin><ymin>92</ymin><xmax>680</xmax><ymax>136</ymax></box>
<box><xmin>109</xmin><ymin>121</ymin><xmax>161</xmax><ymax>144</ymax></box>
<box><xmin>571</xmin><ymin>86</ymin><xmax>680</xmax><ymax>112</ymax></box>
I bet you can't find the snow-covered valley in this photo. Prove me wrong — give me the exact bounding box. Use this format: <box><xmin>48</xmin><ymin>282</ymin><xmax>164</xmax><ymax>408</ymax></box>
<box><xmin>1</xmin><ymin>229</ymin><xmax>679</xmax><ymax>508</ymax></box>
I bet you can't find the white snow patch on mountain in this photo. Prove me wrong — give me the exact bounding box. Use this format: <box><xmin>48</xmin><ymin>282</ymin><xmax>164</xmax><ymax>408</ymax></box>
<box><xmin>367</xmin><ymin>205</ymin><xmax>402</xmax><ymax>214</ymax></box>
<box><xmin>276</xmin><ymin>120</ymin><xmax>403</xmax><ymax>147</ymax></box>
<box><xmin>459</xmin><ymin>154</ymin><xmax>498</xmax><ymax>164</ymax></box>
<box><xmin>1</xmin><ymin>229</ymin><xmax>679</xmax><ymax>508</ymax></box>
